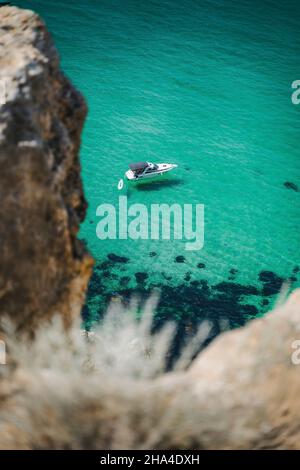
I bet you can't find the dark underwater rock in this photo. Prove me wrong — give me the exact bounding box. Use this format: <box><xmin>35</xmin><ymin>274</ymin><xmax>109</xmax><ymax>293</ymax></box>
<box><xmin>135</xmin><ymin>272</ymin><xmax>149</xmax><ymax>283</ymax></box>
<box><xmin>81</xmin><ymin>304</ymin><xmax>90</xmax><ymax>323</ymax></box>
<box><xmin>259</xmin><ymin>271</ymin><xmax>284</xmax><ymax>296</ymax></box>
<box><xmin>149</xmin><ymin>252</ymin><xmax>157</xmax><ymax>257</ymax></box>
<box><xmin>213</xmin><ymin>282</ymin><xmax>259</xmax><ymax>297</ymax></box>
<box><xmin>97</xmin><ymin>260</ymin><xmax>112</xmax><ymax>270</ymax></box>
<box><xmin>239</xmin><ymin>304</ymin><xmax>259</xmax><ymax>317</ymax></box>
<box><xmin>284</xmin><ymin>181</ymin><xmax>299</xmax><ymax>192</ymax></box>
<box><xmin>86</xmin><ymin>270</ymin><xmax>104</xmax><ymax>299</ymax></box>
<box><xmin>197</xmin><ymin>263</ymin><xmax>206</xmax><ymax>269</ymax></box>
<box><xmin>175</xmin><ymin>255</ymin><xmax>186</xmax><ymax>263</ymax></box>
<box><xmin>228</xmin><ymin>268</ymin><xmax>238</xmax><ymax>281</ymax></box>
<box><xmin>107</xmin><ymin>253</ymin><xmax>129</xmax><ymax>263</ymax></box>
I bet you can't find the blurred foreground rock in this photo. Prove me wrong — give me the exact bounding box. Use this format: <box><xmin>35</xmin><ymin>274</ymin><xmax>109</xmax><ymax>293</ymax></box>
<box><xmin>1</xmin><ymin>289</ymin><xmax>300</xmax><ymax>450</ymax></box>
<box><xmin>0</xmin><ymin>6</ymin><xmax>300</xmax><ymax>450</ymax></box>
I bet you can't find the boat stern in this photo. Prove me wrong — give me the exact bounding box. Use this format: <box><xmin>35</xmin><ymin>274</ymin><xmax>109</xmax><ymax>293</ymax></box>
<box><xmin>125</xmin><ymin>169</ymin><xmax>136</xmax><ymax>180</ymax></box>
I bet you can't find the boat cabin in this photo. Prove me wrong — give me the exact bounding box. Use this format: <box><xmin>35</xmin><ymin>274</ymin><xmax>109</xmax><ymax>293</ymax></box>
<box><xmin>129</xmin><ymin>161</ymin><xmax>158</xmax><ymax>177</ymax></box>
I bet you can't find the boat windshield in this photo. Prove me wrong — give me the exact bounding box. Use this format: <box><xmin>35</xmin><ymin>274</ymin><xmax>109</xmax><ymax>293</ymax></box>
<box><xmin>146</xmin><ymin>163</ymin><xmax>158</xmax><ymax>172</ymax></box>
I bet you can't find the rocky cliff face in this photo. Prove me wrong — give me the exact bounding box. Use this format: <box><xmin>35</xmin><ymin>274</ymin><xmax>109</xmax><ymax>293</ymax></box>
<box><xmin>0</xmin><ymin>7</ymin><xmax>93</xmax><ymax>332</ymax></box>
<box><xmin>0</xmin><ymin>6</ymin><xmax>300</xmax><ymax>450</ymax></box>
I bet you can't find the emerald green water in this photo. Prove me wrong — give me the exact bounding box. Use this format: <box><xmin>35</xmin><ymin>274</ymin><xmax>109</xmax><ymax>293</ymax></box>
<box><xmin>18</xmin><ymin>0</ymin><xmax>300</xmax><ymax>332</ymax></box>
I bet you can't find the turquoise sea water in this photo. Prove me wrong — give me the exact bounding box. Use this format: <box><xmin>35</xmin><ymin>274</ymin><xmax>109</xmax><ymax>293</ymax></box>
<box><xmin>18</xmin><ymin>0</ymin><xmax>300</xmax><ymax>335</ymax></box>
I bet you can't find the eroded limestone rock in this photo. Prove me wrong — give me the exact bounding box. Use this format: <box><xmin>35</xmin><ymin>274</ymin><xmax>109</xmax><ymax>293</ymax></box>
<box><xmin>0</xmin><ymin>6</ymin><xmax>93</xmax><ymax>331</ymax></box>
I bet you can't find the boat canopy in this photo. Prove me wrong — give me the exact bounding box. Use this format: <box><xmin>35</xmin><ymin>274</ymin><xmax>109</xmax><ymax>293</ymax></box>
<box><xmin>129</xmin><ymin>162</ymin><xmax>148</xmax><ymax>171</ymax></box>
